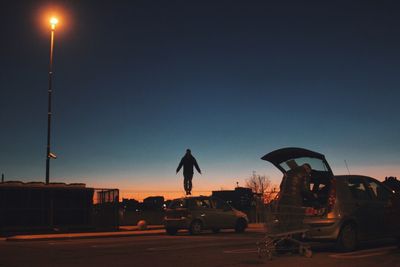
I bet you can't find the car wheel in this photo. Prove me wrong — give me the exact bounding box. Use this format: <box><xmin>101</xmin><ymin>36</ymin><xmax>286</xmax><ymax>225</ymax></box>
<box><xmin>189</xmin><ymin>220</ymin><xmax>203</xmax><ymax>235</ymax></box>
<box><xmin>235</xmin><ymin>218</ymin><xmax>247</xmax><ymax>233</ymax></box>
<box><xmin>336</xmin><ymin>223</ymin><xmax>358</xmax><ymax>252</ymax></box>
<box><xmin>165</xmin><ymin>227</ymin><xmax>178</xmax><ymax>235</ymax></box>
<box><xmin>212</xmin><ymin>228</ymin><xmax>220</xmax><ymax>234</ymax></box>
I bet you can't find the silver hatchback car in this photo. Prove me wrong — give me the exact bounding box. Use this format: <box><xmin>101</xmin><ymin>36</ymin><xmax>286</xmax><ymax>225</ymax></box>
<box><xmin>164</xmin><ymin>196</ymin><xmax>249</xmax><ymax>235</ymax></box>
<box><xmin>262</xmin><ymin>147</ymin><xmax>400</xmax><ymax>251</ymax></box>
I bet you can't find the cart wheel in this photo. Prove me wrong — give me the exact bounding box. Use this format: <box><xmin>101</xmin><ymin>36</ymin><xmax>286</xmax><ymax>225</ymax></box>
<box><xmin>257</xmin><ymin>246</ymin><xmax>262</xmax><ymax>258</ymax></box>
<box><xmin>298</xmin><ymin>245</ymin><xmax>304</xmax><ymax>255</ymax></box>
<box><xmin>257</xmin><ymin>248</ymin><xmax>263</xmax><ymax>258</ymax></box>
<box><xmin>256</xmin><ymin>242</ymin><xmax>265</xmax><ymax>258</ymax></box>
<box><xmin>267</xmin><ymin>250</ymin><xmax>273</xmax><ymax>261</ymax></box>
<box><xmin>305</xmin><ymin>248</ymin><xmax>312</xmax><ymax>258</ymax></box>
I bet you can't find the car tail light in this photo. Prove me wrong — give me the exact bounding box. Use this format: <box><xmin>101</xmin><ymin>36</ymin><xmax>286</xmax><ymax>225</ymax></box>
<box><xmin>305</xmin><ymin>207</ymin><xmax>325</xmax><ymax>216</ymax></box>
<box><xmin>305</xmin><ymin>207</ymin><xmax>317</xmax><ymax>216</ymax></box>
<box><xmin>327</xmin><ymin>178</ymin><xmax>336</xmax><ymax>212</ymax></box>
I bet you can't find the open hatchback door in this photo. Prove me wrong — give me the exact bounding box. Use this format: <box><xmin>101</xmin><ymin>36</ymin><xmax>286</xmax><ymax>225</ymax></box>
<box><xmin>262</xmin><ymin>147</ymin><xmax>336</xmax><ymax>214</ymax></box>
<box><xmin>261</xmin><ymin>147</ymin><xmax>334</xmax><ymax>178</ymax></box>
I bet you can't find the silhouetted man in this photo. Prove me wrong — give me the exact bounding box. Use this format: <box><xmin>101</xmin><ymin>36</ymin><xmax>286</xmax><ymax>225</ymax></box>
<box><xmin>176</xmin><ymin>149</ymin><xmax>201</xmax><ymax>195</ymax></box>
<box><xmin>279</xmin><ymin>163</ymin><xmax>312</xmax><ymax>206</ymax></box>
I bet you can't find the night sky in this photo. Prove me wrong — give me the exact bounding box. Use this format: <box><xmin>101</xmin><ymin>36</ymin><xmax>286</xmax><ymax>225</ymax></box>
<box><xmin>1</xmin><ymin>1</ymin><xmax>399</xmax><ymax>199</ymax></box>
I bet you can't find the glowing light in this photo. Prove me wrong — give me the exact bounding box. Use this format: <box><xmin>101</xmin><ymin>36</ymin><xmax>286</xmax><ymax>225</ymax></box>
<box><xmin>50</xmin><ymin>17</ymin><xmax>58</xmax><ymax>29</ymax></box>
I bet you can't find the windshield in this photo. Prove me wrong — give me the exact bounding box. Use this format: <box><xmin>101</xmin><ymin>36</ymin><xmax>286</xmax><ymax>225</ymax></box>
<box><xmin>279</xmin><ymin>157</ymin><xmax>329</xmax><ymax>172</ymax></box>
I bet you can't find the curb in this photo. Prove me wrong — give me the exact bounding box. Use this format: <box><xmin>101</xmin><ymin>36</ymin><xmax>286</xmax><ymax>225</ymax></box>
<box><xmin>5</xmin><ymin>224</ymin><xmax>264</xmax><ymax>242</ymax></box>
<box><xmin>6</xmin><ymin>229</ymin><xmax>166</xmax><ymax>242</ymax></box>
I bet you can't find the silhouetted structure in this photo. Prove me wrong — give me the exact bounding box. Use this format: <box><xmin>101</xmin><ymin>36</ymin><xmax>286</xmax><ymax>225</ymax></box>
<box><xmin>0</xmin><ymin>182</ymin><xmax>120</xmax><ymax>234</ymax></box>
<box><xmin>176</xmin><ymin>149</ymin><xmax>201</xmax><ymax>195</ymax></box>
<box><xmin>0</xmin><ymin>182</ymin><xmax>93</xmax><ymax>232</ymax></box>
<box><xmin>120</xmin><ymin>196</ymin><xmax>165</xmax><ymax>225</ymax></box>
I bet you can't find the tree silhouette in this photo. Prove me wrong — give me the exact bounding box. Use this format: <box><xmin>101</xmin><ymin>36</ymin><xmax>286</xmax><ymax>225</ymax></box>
<box><xmin>246</xmin><ymin>171</ymin><xmax>276</xmax><ymax>203</ymax></box>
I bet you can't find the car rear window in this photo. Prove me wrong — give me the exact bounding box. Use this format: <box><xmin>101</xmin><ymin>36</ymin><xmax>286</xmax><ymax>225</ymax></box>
<box><xmin>192</xmin><ymin>198</ymin><xmax>212</xmax><ymax>209</ymax></box>
<box><xmin>169</xmin><ymin>199</ymin><xmax>187</xmax><ymax>209</ymax></box>
<box><xmin>280</xmin><ymin>157</ymin><xmax>329</xmax><ymax>172</ymax></box>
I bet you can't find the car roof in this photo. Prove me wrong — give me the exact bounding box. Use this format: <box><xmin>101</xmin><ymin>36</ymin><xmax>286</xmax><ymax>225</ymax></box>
<box><xmin>334</xmin><ymin>175</ymin><xmax>376</xmax><ymax>180</ymax></box>
<box><xmin>334</xmin><ymin>175</ymin><xmax>394</xmax><ymax>192</ymax></box>
<box><xmin>172</xmin><ymin>196</ymin><xmax>211</xmax><ymax>201</ymax></box>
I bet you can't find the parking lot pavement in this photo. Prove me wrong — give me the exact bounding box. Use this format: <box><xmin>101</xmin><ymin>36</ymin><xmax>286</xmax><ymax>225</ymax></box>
<box><xmin>328</xmin><ymin>246</ymin><xmax>399</xmax><ymax>259</ymax></box>
<box><xmin>1</xmin><ymin>231</ymin><xmax>399</xmax><ymax>267</ymax></box>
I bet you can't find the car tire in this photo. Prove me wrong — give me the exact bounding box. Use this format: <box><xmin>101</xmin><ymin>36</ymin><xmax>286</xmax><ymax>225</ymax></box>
<box><xmin>165</xmin><ymin>227</ymin><xmax>178</xmax><ymax>235</ymax></box>
<box><xmin>336</xmin><ymin>223</ymin><xmax>358</xmax><ymax>252</ymax></box>
<box><xmin>212</xmin><ymin>228</ymin><xmax>220</xmax><ymax>234</ymax></box>
<box><xmin>189</xmin><ymin>220</ymin><xmax>203</xmax><ymax>235</ymax></box>
<box><xmin>235</xmin><ymin>218</ymin><xmax>247</xmax><ymax>233</ymax></box>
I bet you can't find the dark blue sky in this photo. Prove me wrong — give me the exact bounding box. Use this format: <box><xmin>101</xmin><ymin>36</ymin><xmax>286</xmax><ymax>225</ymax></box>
<box><xmin>1</xmin><ymin>0</ymin><xmax>399</xmax><ymax>198</ymax></box>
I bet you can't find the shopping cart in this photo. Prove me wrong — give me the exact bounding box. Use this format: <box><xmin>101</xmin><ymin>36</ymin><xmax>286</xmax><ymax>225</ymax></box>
<box><xmin>257</xmin><ymin>200</ymin><xmax>312</xmax><ymax>260</ymax></box>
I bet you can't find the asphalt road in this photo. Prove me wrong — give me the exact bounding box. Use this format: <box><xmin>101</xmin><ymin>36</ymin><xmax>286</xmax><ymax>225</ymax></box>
<box><xmin>0</xmin><ymin>230</ymin><xmax>399</xmax><ymax>267</ymax></box>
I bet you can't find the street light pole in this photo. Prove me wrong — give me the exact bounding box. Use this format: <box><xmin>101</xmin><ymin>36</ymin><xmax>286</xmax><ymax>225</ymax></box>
<box><xmin>45</xmin><ymin>17</ymin><xmax>58</xmax><ymax>184</ymax></box>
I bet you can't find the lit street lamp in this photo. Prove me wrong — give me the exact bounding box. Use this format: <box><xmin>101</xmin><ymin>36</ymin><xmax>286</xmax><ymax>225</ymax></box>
<box><xmin>45</xmin><ymin>17</ymin><xmax>58</xmax><ymax>184</ymax></box>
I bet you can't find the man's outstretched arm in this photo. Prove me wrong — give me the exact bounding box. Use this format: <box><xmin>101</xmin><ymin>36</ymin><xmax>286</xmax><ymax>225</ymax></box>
<box><xmin>194</xmin><ymin>159</ymin><xmax>201</xmax><ymax>174</ymax></box>
<box><xmin>176</xmin><ymin>159</ymin><xmax>184</xmax><ymax>173</ymax></box>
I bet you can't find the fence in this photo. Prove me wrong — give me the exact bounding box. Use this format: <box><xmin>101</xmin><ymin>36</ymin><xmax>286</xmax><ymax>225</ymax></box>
<box><xmin>92</xmin><ymin>188</ymin><xmax>120</xmax><ymax>230</ymax></box>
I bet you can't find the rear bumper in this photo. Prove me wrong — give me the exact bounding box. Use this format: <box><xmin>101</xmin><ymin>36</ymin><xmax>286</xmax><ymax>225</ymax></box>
<box><xmin>304</xmin><ymin>218</ymin><xmax>342</xmax><ymax>240</ymax></box>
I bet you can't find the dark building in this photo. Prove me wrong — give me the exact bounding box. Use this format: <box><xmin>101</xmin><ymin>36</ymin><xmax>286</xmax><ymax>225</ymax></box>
<box><xmin>0</xmin><ymin>181</ymin><xmax>120</xmax><ymax>234</ymax></box>
<box><xmin>121</xmin><ymin>198</ymin><xmax>140</xmax><ymax>211</ymax></box>
<box><xmin>212</xmin><ymin>187</ymin><xmax>253</xmax><ymax>212</ymax></box>
<box><xmin>143</xmin><ymin>196</ymin><xmax>165</xmax><ymax>210</ymax></box>
<box><xmin>0</xmin><ymin>182</ymin><xmax>93</xmax><ymax>232</ymax></box>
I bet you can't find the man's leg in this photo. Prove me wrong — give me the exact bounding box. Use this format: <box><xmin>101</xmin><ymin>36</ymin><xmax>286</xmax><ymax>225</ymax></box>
<box><xmin>183</xmin><ymin>176</ymin><xmax>189</xmax><ymax>194</ymax></box>
<box><xmin>184</xmin><ymin>173</ymin><xmax>193</xmax><ymax>195</ymax></box>
<box><xmin>188</xmin><ymin>177</ymin><xmax>192</xmax><ymax>193</ymax></box>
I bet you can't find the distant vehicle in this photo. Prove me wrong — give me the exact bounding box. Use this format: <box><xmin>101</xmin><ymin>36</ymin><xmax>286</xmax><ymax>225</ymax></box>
<box><xmin>164</xmin><ymin>196</ymin><xmax>248</xmax><ymax>235</ymax></box>
<box><xmin>383</xmin><ymin>176</ymin><xmax>400</xmax><ymax>193</ymax></box>
<box><xmin>262</xmin><ymin>147</ymin><xmax>400</xmax><ymax>251</ymax></box>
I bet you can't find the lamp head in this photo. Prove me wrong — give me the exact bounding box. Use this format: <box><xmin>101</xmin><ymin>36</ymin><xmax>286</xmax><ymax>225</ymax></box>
<box><xmin>50</xmin><ymin>17</ymin><xmax>58</xmax><ymax>29</ymax></box>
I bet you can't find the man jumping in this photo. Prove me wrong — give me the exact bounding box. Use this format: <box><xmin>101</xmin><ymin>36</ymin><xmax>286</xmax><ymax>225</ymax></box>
<box><xmin>176</xmin><ymin>149</ymin><xmax>201</xmax><ymax>195</ymax></box>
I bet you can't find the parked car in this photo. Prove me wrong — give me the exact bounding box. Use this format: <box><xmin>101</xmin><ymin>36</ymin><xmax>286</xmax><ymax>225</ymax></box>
<box><xmin>164</xmin><ymin>196</ymin><xmax>248</xmax><ymax>235</ymax></box>
<box><xmin>262</xmin><ymin>147</ymin><xmax>400</xmax><ymax>251</ymax></box>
